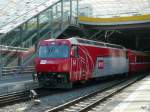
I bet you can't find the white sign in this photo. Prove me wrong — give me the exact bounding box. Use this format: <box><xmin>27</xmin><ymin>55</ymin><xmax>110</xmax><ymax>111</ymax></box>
<box><xmin>40</xmin><ymin>60</ymin><xmax>47</xmax><ymax>64</ymax></box>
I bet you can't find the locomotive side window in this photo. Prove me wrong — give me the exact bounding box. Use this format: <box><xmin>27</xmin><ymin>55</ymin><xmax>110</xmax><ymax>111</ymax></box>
<box><xmin>71</xmin><ymin>45</ymin><xmax>78</xmax><ymax>58</ymax></box>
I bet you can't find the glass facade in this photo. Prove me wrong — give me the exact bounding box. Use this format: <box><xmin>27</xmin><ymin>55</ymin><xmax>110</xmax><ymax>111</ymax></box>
<box><xmin>0</xmin><ymin>0</ymin><xmax>57</xmax><ymax>28</ymax></box>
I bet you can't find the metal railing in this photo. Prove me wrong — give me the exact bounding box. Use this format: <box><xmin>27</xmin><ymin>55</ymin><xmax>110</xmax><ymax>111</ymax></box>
<box><xmin>2</xmin><ymin>66</ymin><xmax>35</xmax><ymax>76</ymax></box>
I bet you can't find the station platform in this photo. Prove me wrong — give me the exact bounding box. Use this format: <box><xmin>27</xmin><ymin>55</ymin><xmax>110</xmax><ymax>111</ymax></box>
<box><xmin>0</xmin><ymin>74</ymin><xmax>39</xmax><ymax>95</ymax></box>
<box><xmin>92</xmin><ymin>73</ymin><xmax>150</xmax><ymax>112</ymax></box>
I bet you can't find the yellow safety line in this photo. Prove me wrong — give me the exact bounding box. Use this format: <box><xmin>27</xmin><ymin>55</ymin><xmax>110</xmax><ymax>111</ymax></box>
<box><xmin>78</xmin><ymin>14</ymin><xmax>150</xmax><ymax>23</ymax></box>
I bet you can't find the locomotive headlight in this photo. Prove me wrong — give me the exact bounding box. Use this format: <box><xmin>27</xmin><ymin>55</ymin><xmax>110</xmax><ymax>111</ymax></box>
<box><xmin>57</xmin><ymin>75</ymin><xmax>62</xmax><ymax>78</ymax></box>
<box><xmin>40</xmin><ymin>60</ymin><xmax>47</xmax><ymax>64</ymax></box>
<box><xmin>57</xmin><ymin>74</ymin><xmax>64</xmax><ymax>78</ymax></box>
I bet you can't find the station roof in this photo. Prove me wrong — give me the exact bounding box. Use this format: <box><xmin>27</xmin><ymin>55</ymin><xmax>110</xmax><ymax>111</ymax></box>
<box><xmin>0</xmin><ymin>0</ymin><xmax>150</xmax><ymax>34</ymax></box>
<box><xmin>0</xmin><ymin>0</ymin><xmax>59</xmax><ymax>34</ymax></box>
<box><xmin>79</xmin><ymin>0</ymin><xmax>150</xmax><ymax>25</ymax></box>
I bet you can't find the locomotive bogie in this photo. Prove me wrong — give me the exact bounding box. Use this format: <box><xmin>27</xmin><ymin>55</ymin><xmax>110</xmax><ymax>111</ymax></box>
<box><xmin>37</xmin><ymin>72</ymin><xmax>72</xmax><ymax>88</ymax></box>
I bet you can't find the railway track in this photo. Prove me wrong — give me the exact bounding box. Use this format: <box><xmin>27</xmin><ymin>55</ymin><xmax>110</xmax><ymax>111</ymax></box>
<box><xmin>0</xmin><ymin>88</ymin><xmax>61</xmax><ymax>107</ymax></box>
<box><xmin>46</xmin><ymin>74</ymin><xmax>147</xmax><ymax>112</ymax></box>
<box><xmin>0</xmin><ymin>91</ymin><xmax>30</xmax><ymax>107</ymax></box>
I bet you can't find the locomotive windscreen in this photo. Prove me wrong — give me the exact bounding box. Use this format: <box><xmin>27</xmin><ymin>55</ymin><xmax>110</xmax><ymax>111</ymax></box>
<box><xmin>38</xmin><ymin>44</ymin><xmax>69</xmax><ymax>58</ymax></box>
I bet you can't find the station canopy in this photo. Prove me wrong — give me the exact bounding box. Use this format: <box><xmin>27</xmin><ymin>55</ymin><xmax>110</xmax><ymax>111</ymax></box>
<box><xmin>80</xmin><ymin>0</ymin><xmax>150</xmax><ymax>18</ymax></box>
<box><xmin>0</xmin><ymin>0</ymin><xmax>150</xmax><ymax>33</ymax></box>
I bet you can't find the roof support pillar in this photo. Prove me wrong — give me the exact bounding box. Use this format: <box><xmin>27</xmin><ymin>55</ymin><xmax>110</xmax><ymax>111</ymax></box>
<box><xmin>70</xmin><ymin>0</ymin><xmax>72</xmax><ymax>24</ymax></box>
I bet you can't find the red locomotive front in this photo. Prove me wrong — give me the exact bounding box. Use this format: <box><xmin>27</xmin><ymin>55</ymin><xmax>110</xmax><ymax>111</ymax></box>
<box><xmin>34</xmin><ymin>39</ymin><xmax>73</xmax><ymax>88</ymax></box>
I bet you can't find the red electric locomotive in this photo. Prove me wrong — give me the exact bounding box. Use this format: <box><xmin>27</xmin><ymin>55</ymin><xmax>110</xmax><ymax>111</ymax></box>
<box><xmin>34</xmin><ymin>37</ymin><xmax>150</xmax><ymax>88</ymax></box>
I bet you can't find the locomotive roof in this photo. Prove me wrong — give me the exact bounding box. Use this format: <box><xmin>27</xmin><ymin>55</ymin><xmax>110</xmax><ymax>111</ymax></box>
<box><xmin>68</xmin><ymin>37</ymin><xmax>125</xmax><ymax>49</ymax></box>
<box><xmin>40</xmin><ymin>37</ymin><xmax>125</xmax><ymax>50</ymax></box>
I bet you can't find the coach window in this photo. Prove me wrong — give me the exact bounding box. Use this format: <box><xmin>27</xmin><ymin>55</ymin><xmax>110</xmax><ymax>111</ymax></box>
<box><xmin>72</xmin><ymin>45</ymin><xmax>78</xmax><ymax>58</ymax></box>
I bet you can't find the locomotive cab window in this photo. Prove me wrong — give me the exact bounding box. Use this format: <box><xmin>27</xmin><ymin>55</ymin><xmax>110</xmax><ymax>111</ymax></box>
<box><xmin>71</xmin><ymin>45</ymin><xmax>78</xmax><ymax>58</ymax></box>
<box><xmin>38</xmin><ymin>44</ymin><xmax>69</xmax><ymax>58</ymax></box>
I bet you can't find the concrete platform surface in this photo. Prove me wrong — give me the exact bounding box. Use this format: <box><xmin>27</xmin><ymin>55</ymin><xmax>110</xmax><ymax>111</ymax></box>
<box><xmin>91</xmin><ymin>74</ymin><xmax>150</xmax><ymax>112</ymax></box>
<box><xmin>0</xmin><ymin>74</ymin><xmax>39</xmax><ymax>95</ymax></box>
